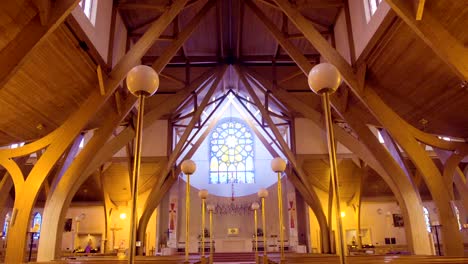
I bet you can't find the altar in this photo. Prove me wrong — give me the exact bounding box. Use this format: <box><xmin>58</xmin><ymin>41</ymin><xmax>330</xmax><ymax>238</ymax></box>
<box><xmin>214</xmin><ymin>238</ymin><xmax>252</xmax><ymax>252</ymax></box>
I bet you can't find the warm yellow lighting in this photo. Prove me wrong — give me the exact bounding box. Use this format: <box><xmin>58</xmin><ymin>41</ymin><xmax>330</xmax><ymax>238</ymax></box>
<box><xmin>120</xmin><ymin>213</ymin><xmax>127</xmax><ymax>219</ymax></box>
<box><xmin>340</xmin><ymin>211</ymin><xmax>346</xmax><ymax>218</ymax></box>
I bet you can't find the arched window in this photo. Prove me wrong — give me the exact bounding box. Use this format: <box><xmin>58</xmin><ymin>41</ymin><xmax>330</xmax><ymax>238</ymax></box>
<box><xmin>32</xmin><ymin>213</ymin><xmax>42</xmax><ymax>239</ymax></box>
<box><xmin>423</xmin><ymin>207</ymin><xmax>431</xmax><ymax>233</ymax></box>
<box><xmin>454</xmin><ymin>205</ymin><xmax>462</xmax><ymax>230</ymax></box>
<box><xmin>2</xmin><ymin>213</ymin><xmax>10</xmax><ymax>237</ymax></box>
<box><xmin>209</xmin><ymin>118</ymin><xmax>254</xmax><ymax>184</ymax></box>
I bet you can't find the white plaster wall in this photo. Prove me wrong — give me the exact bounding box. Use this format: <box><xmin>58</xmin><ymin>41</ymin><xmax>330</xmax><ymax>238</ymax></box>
<box><xmin>348</xmin><ymin>0</ymin><xmax>390</xmax><ymax>58</ymax></box>
<box><xmin>334</xmin><ymin>9</ymin><xmax>352</xmax><ymax>64</ymax></box>
<box><xmin>61</xmin><ymin>206</ymin><xmax>105</xmax><ymax>251</ymax></box>
<box><xmin>72</xmin><ymin>0</ymin><xmax>113</xmax><ymax>62</ymax></box>
<box><xmin>114</xmin><ymin>120</ymin><xmax>168</xmax><ymax>158</ymax></box>
<box><xmin>112</xmin><ymin>12</ymin><xmax>128</xmax><ymax>68</ymax></box>
<box><xmin>295</xmin><ymin>118</ymin><xmax>351</xmax><ymax>155</ymax></box>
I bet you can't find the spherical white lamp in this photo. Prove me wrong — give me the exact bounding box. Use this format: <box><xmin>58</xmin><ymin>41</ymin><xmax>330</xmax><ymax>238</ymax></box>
<box><xmin>251</xmin><ymin>202</ymin><xmax>260</xmax><ymax>210</ymax></box>
<box><xmin>258</xmin><ymin>188</ymin><xmax>269</xmax><ymax>198</ymax></box>
<box><xmin>271</xmin><ymin>157</ymin><xmax>287</xmax><ymax>172</ymax></box>
<box><xmin>198</xmin><ymin>189</ymin><xmax>209</xmax><ymax>199</ymax></box>
<box><xmin>207</xmin><ymin>204</ymin><xmax>215</xmax><ymax>211</ymax></box>
<box><xmin>126</xmin><ymin>65</ymin><xmax>160</xmax><ymax>96</ymax></box>
<box><xmin>181</xmin><ymin>159</ymin><xmax>197</xmax><ymax>175</ymax></box>
<box><xmin>308</xmin><ymin>63</ymin><xmax>342</xmax><ymax>94</ymax></box>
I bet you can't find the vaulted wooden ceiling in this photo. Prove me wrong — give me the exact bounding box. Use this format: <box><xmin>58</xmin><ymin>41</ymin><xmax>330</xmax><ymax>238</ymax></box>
<box><xmin>0</xmin><ymin>0</ymin><xmax>467</xmax><ymax>204</ymax></box>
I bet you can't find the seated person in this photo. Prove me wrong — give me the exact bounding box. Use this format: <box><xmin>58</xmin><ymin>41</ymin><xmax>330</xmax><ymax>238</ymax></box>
<box><xmin>85</xmin><ymin>239</ymin><xmax>93</xmax><ymax>253</ymax></box>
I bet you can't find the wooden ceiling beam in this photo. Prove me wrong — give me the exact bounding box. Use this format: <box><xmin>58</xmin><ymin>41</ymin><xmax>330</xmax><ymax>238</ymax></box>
<box><xmin>271</xmin><ymin>0</ymin><xmax>465</xmax><ymax>254</ymax></box>
<box><xmin>137</xmin><ymin>69</ymin><xmax>227</xmax><ymax>242</ymax></box>
<box><xmin>237</xmin><ymin>65</ymin><xmax>327</xmax><ymax>192</ymax></box>
<box><xmin>435</xmin><ymin>149</ymin><xmax>468</xmax><ymax>215</ymax></box>
<box><xmin>0</xmin><ymin>0</ymin><xmax>80</xmax><ymax>89</ymax></box>
<box><xmin>33</xmin><ymin>0</ymin><xmax>52</xmax><ymax>25</ymax></box>
<box><xmin>271</xmin><ymin>0</ymin><xmax>468</xmax><ymax>152</ymax></box>
<box><xmin>217</xmin><ymin>0</ymin><xmax>225</xmax><ymax>58</ymax></box>
<box><xmin>152</xmin><ymin>0</ymin><xmax>217</xmax><ymax>72</ymax></box>
<box><xmin>256</xmin><ymin>0</ymin><xmax>280</xmax><ymax>10</ymax></box>
<box><xmin>414</xmin><ymin>0</ymin><xmax>426</xmax><ymax>20</ymax></box>
<box><xmin>386</xmin><ymin>0</ymin><xmax>468</xmax><ymax>80</ymax></box>
<box><xmin>236</xmin><ymin>1</ymin><xmax>244</xmax><ymax>58</ymax></box>
<box><xmin>118</xmin><ymin>0</ymin><xmax>200</xmax><ymax>12</ymax></box>
<box><xmin>144</xmin><ymin>68</ymin><xmax>218</xmax><ymax>127</ymax></box>
<box><xmin>33</xmin><ymin>1</ymin><xmax>190</xmax><ymax>261</ymax></box>
<box><xmin>296</xmin><ymin>0</ymin><xmax>344</xmax><ymax>9</ymax></box>
<box><xmin>117</xmin><ymin>3</ymin><xmax>167</xmax><ymax>12</ymax></box>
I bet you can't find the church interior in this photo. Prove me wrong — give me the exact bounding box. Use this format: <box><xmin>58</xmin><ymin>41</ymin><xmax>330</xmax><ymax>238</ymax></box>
<box><xmin>0</xmin><ymin>0</ymin><xmax>467</xmax><ymax>263</ymax></box>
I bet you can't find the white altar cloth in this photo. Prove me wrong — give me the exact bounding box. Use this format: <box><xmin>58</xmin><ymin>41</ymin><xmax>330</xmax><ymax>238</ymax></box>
<box><xmin>214</xmin><ymin>238</ymin><xmax>252</xmax><ymax>252</ymax></box>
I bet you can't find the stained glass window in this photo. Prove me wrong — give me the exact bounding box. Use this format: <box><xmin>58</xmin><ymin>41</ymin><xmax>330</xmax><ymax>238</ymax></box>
<box><xmin>454</xmin><ymin>205</ymin><xmax>462</xmax><ymax>230</ymax></box>
<box><xmin>423</xmin><ymin>207</ymin><xmax>431</xmax><ymax>233</ymax></box>
<box><xmin>32</xmin><ymin>213</ymin><xmax>42</xmax><ymax>239</ymax></box>
<box><xmin>2</xmin><ymin>213</ymin><xmax>10</xmax><ymax>237</ymax></box>
<box><xmin>209</xmin><ymin>118</ymin><xmax>254</xmax><ymax>184</ymax></box>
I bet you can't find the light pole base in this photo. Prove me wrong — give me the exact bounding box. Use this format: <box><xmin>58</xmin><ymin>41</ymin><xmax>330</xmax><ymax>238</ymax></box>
<box><xmin>200</xmin><ymin>256</ymin><xmax>207</xmax><ymax>264</ymax></box>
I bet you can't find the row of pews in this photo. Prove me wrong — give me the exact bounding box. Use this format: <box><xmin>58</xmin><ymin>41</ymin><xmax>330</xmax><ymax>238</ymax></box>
<box><xmin>36</xmin><ymin>253</ymin><xmax>468</xmax><ymax>263</ymax></box>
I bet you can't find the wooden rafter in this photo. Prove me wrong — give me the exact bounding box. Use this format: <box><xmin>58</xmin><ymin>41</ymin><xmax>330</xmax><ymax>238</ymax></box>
<box><xmin>296</xmin><ymin>0</ymin><xmax>344</xmax><ymax>9</ymax></box>
<box><xmin>117</xmin><ymin>3</ymin><xmax>167</xmax><ymax>12</ymax></box>
<box><xmin>33</xmin><ymin>0</ymin><xmax>52</xmax><ymax>25</ymax></box>
<box><xmin>270</xmin><ymin>0</ymin><xmax>466</xmax><ymax>255</ymax></box>
<box><xmin>152</xmin><ymin>0</ymin><xmax>217</xmax><ymax>72</ymax></box>
<box><xmin>137</xmin><ymin>68</ymin><xmax>227</xmax><ymax>245</ymax></box>
<box><xmin>414</xmin><ymin>0</ymin><xmax>426</xmax><ymax>20</ymax></box>
<box><xmin>0</xmin><ymin>0</ymin><xmax>80</xmax><ymax>89</ymax></box>
<box><xmin>31</xmin><ymin>1</ymin><xmax>191</xmax><ymax>262</ymax></box>
<box><xmin>386</xmin><ymin>0</ymin><xmax>467</xmax><ymax>80</ymax></box>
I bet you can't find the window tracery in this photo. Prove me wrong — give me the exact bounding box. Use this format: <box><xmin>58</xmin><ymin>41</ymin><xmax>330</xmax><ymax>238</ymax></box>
<box><xmin>32</xmin><ymin>212</ymin><xmax>42</xmax><ymax>239</ymax></box>
<box><xmin>209</xmin><ymin>118</ymin><xmax>254</xmax><ymax>184</ymax></box>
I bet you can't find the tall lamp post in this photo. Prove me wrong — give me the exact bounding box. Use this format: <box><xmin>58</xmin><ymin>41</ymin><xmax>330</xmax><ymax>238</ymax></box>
<box><xmin>126</xmin><ymin>65</ymin><xmax>160</xmax><ymax>263</ymax></box>
<box><xmin>198</xmin><ymin>189</ymin><xmax>209</xmax><ymax>264</ymax></box>
<box><xmin>257</xmin><ymin>188</ymin><xmax>269</xmax><ymax>263</ymax></box>
<box><xmin>271</xmin><ymin>157</ymin><xmax>287</xmax><ymax>263</ymax></box>
<box><xmin>181</xmin><ymin>159</ymin><xmax>197</xmax><ymax>263</ymax></box>
<box><xmin>207</xmin><ymin>204</ymin><xmax>215</xmax><ymax>264</ymax></box>
<box><xmin>308</xmin><ymin>63</ymin><xmax>345</xmax><ymax>264</ymax></box>
<box><xmin>251</xmin><ymin>202</ymin><xmax>260</xmax><ymax>264</ymax></box>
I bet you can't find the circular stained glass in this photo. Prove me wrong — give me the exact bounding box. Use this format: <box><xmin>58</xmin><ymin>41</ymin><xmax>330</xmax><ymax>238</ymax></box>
<box><xmin>209</xmin><ymin>118</ymin><xmax>255</xmax><ymax>184</ymax></box>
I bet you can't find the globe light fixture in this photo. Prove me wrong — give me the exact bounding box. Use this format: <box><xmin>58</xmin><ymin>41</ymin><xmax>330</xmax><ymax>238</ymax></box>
<box><xmin>307</xmin><ymin>63</ymin><xmax>342</xmax><ymax>95</ymax></box>
<box><xmin>181</xmin><ymin>159</ymin><xmax>197</xmax><ymax>263</ymax></box>
<box><xmin>181</xmin><ymin>159</ymin><xmax>197</xmax><ymax>175</ymax></box>
<box><xmin>271</xmin><ymin>157</ymin><xmax>287</xmax><ymax>172</ymax></box>
<box><xmin>126</xmin><ymin>65</ymin><xmax>159</xmax><ymax>264</ymax></box>
<box><xmin>126</xmin><ymin>65</ymin><xmax>160</xmax><ymax>96</ymax></box>
<box><xmin>198</xmin><ymin>189</ymin><xmax>209</xmax><ymax>263</ymax></box>
<box><xmin>251</xmin><ymin>202</ymin><xmax>260</xmax><ymax>264</ymax></box>
<box><xmin>308</xmin><ymin>63</ymin><xmax>346</xmax><ymax>264</ymax></box>
<box><xmin>206</xmin><ymin>204</ymin><xmax>215</xmax><ymax>264</ymax></box>
<box><xmin>271</xmin><ymin>157</ymin><xmax>286</xmax><ymax>263</ymax></box>
<box><xmin>251</xmin><ymin>202</ymin><xmax>260</xmax><ymax>210</ymax></box>
<box><xmin>257</xmin><ymin>188</ymin><xmax>268</xmax><ymax>263</ymax></box>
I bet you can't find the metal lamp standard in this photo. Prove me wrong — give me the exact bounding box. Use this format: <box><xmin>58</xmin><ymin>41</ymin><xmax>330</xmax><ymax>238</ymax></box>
<box><xmin>251</xmin><ymin>202</ymin><xmax>260</xmax><ymax>264</ymax></box>
<box><xmin>181</xmin><ymin>159</ymin><xmax>197</xmax><ymax>263</ymax></box>
<box><xmin>271</xmin><ymin>157</ymin><xmax>287</xmax><ymax>263</ymax></box>
<box><xmin>126</xmin><ymin>65</ymin><xmax>159</xmax><ymax>264</ymax></box>
<box><xmin>207</xmin><ymin>204</ymin><xmax>215</xmax><ymax>264</ymax></box>
<box><xmin>198</xmin><ymin>189</ymin><xmax>209</xmax><ymax>264</ymax></box>
<box><xmin>257</xmin><ymin>188</ymin><xmax>269</xmax><ymax>263</ymax></box>
<box><xmin>308</xmin><ymin>63</ymin><xmax>345</xmax><ymax>264</ymax></box>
